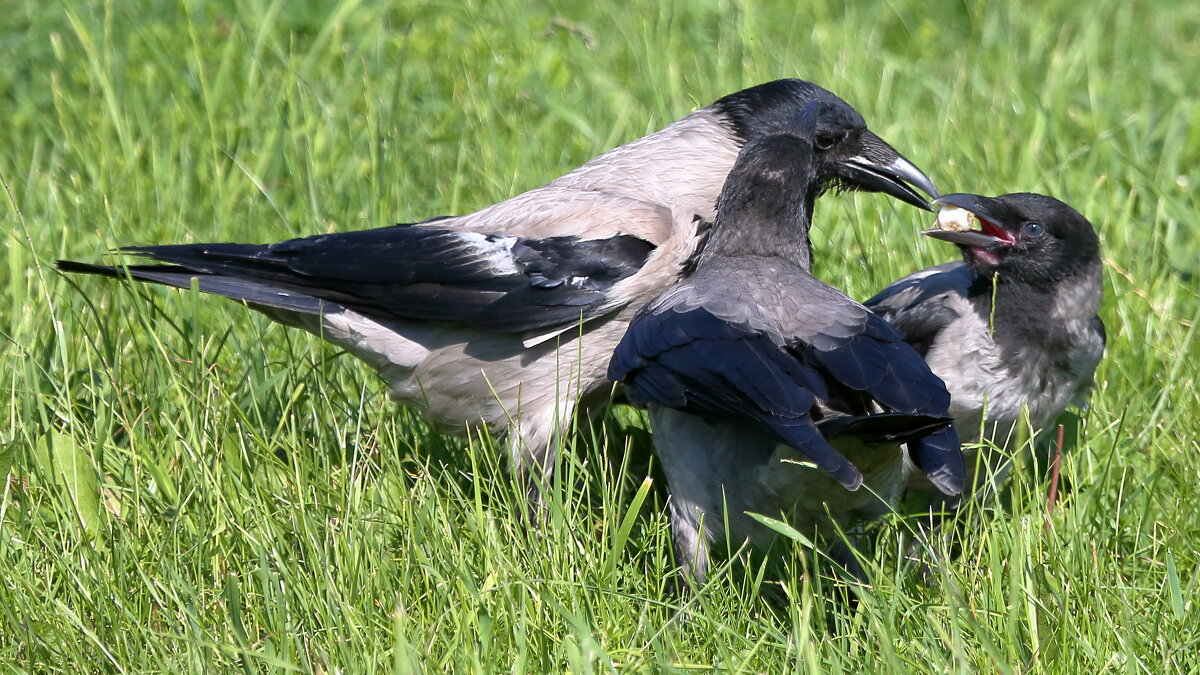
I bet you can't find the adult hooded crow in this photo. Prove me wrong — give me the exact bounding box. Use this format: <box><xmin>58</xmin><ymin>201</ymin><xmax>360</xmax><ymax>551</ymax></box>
<box><xmin>608</xmin><ymin>104</ymin><xmax>963</xmax><ymax>584</ymax></box>
<box><xmin>866</xmin><ymin>192</ymin><xmax>1104</xmax><ymax>507</ymax></box>
<box><xmin>57</xmin><ymin>79</ymin><xmax>938</xmax><ymax>502</ymax></box>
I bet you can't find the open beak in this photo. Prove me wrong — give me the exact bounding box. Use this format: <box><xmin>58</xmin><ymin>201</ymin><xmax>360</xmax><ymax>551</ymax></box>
<box><xmin>840</xmin><ymin>132</ymin><xmax>940</xmax><ymax>212</ymax></box>
<box><xmin>923</xmin><ymin>193</ymin><xmax>1015</xmax><ymax>248</ymax></box>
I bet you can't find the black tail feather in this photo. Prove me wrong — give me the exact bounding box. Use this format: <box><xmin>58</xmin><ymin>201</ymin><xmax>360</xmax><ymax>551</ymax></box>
<box><xmin>817</xmin><ymin>411</ymin><xmax>952</xmax><ymax>445</ymax></box>
<box><xmin>55</xmin><ymin>260</ymin><xmax>330</xmax><ymax>315</ymax></box>
<box><xmin>907</xmin><ymin>425</ymin><xmax>965</xmax><ymax>496</ymax></box>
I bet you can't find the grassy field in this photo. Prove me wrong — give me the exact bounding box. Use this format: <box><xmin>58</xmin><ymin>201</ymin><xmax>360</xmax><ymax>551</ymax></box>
<box><xmin>3</xmin><ymin>0</ymin><xmax>1199</xmax><ymax>671</ymax></box>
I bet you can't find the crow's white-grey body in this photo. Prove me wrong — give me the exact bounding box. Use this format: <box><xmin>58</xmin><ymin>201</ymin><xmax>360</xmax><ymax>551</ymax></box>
<box><xmin>58</xmin><ymin>79</ymin><xmax>938</xmax><ymax>499</ymax></box>
<box><xmin>867</xmin><ymin>193</ymin><xmax>1105</xmax><ymax>504</ymax></box>
<box><xmin>610</xmin><ymin>110</ymin><xmax>962</xmax><ymax>583</ymax></box>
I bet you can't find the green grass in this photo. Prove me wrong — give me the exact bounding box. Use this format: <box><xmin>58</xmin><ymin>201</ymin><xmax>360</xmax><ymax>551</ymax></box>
<box><xmin>3</xmin><ymin>0</ymin><xmax>1199</xmax><ymax>671</ymax></box>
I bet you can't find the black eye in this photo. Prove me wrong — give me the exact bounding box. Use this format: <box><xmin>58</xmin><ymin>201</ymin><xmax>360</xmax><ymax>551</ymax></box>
<box><xmin>814</xmin><ymin>133</ymin><xmax>837</xmax><ymax>150</ymax></box>
<box><xmin>1023</xmin><ymin>222</ymin><xmax>1045</xmax><ymax>238</ymax></box>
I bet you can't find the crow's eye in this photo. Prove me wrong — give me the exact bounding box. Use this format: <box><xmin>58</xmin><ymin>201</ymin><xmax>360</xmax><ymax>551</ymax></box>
<box><xmin>1023</xmin><ymin>222</ymin><xmax>1045</xmax><ymax>238</ymax></box>
<box><xmin>814</xmin><ymin>132</ymin><xmax>837</xmax><ymax>150</ymax></box>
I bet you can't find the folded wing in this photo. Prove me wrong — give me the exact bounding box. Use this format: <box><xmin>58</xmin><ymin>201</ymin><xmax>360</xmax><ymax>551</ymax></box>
<box><xmin>58</xmin><ymin>224</ymin><xmax>656</xmax><ymax>334</ymax></box>
<box><xmin>611</xmin><ymin>282</ymin><xmax>964</xmax><ymax>495</ymax></box>
<box><xmin>863</xmin><ymin>261</ymin><xmax>975</xmax><ymax>357</ymax></box>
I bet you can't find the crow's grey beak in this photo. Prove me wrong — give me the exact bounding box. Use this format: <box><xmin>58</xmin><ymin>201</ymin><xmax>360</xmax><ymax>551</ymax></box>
<box><xmin>922</xmin><ymin>228</ymin><xmax>1008</xmax><ymax>249</ymax></box>
<box><xmin>841</xmin><ymin>133</ymin><xmax>939</xmax><ymax>212</ymax></box>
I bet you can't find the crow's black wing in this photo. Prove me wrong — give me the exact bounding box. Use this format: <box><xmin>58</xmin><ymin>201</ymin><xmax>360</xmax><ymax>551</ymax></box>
<box><xmin>864</xmin><ymin>261</ymin><xmax>976</xmax><ymax>358</ymax></box>
<box><xmin>788</xmin><ymin>306</ymin><xmax>963</xmax><ymax>496</ymax></box>
<box><xmin>58</xmin><ymin>224</ymin><xmax>655</xmax><ymax>333</ymax></box>
<box><xmin>610</xmin><ymin>304</ymin><xmax>864</xmax><ymax>490</ymax></box>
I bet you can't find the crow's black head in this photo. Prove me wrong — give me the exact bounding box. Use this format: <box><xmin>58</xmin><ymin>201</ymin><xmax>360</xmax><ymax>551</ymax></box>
<box><xmin>925</xmin><ymin>192</ymin><xmax>1101</xmax><ymax>287</ymax></box>
<box><xmin>711</xmin><ymin>132</ymin><xmax>821</xmax><ymax>237</ymax></box>
<box><xmin>710</xmin><ymin>79</ymin><xmax>938</xmax><ymax>211</ymax></box>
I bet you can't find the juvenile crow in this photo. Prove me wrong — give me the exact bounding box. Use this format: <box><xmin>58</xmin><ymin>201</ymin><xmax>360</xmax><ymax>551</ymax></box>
<box><xmin>608</xmin><ymin>105</ymin><xmax>962</xmax><ymax>584</ymax></box>
<box><xmin>866</xmin><ymin>192</ymin><xmax>1104</xmax><ymax>508</ymax></box>
<box><xmin>57</xmin><ymin>79</ymin><xmax>938</xmax><ymax>502</ymax></box>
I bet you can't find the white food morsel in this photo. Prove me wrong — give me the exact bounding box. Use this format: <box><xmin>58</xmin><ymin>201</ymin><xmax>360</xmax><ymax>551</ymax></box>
<box><xmin>936</xmin><ymin>206</ymin><xmax>976</xmax><ymax>232</ymax></box>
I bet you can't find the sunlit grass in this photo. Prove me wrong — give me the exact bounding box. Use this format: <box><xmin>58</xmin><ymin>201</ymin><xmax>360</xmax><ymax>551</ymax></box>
<box><xmin>2</xmin><ymin>0</ymin><xmax>1198</xmax><ymax>671</ymax></box>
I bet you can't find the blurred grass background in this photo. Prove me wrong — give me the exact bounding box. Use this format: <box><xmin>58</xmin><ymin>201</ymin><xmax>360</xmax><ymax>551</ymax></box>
<box><xmin>2</xmin><ymin>0</ymin><xmax>1198</xmax><ymax>671</ymax></box>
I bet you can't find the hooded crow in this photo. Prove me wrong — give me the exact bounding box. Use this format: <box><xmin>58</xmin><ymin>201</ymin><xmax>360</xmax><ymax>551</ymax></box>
<box><xmin>608</xmin><ymin>104</ymin><xmax>963</xmax><ymax>584</ymax></box>
<box><xmin>865</xmin><ymin>192</ymin><xmax>1104</xmax><ymax>507</ymax></box>
<box><xmin>57</xmin><ymin>79</ymin><xmax>938</xmax><ymax>502</ymax></box>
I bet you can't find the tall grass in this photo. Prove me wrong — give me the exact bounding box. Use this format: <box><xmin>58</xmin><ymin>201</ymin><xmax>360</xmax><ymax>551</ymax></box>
<box><xmin>2</xmin><ymin>0</ymin><xmax>1198</xmax><ymax>671</ymax></box>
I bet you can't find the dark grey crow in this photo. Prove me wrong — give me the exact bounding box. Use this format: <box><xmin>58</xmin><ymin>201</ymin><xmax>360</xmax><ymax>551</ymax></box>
<box><xmin>865</xmin><ymin>192</ymin><xmax>1104</xmax><ymax>507</ymax></box>
<box><xmin>57</xmin><ymin>79</ymin><xmax>938</xmax><ymax>502</ymax></box>
<box><xmin>607</xmin><ymin>105</ymin><xmax>962</xmax><ymax>585</ymax></box>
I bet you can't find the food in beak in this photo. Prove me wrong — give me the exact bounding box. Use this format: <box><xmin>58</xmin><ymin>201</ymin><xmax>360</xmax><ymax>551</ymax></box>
<box><xmin>936</xmin><ymin>206</ymin><xmax>976</xmax><ymax>232</ymax></box>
